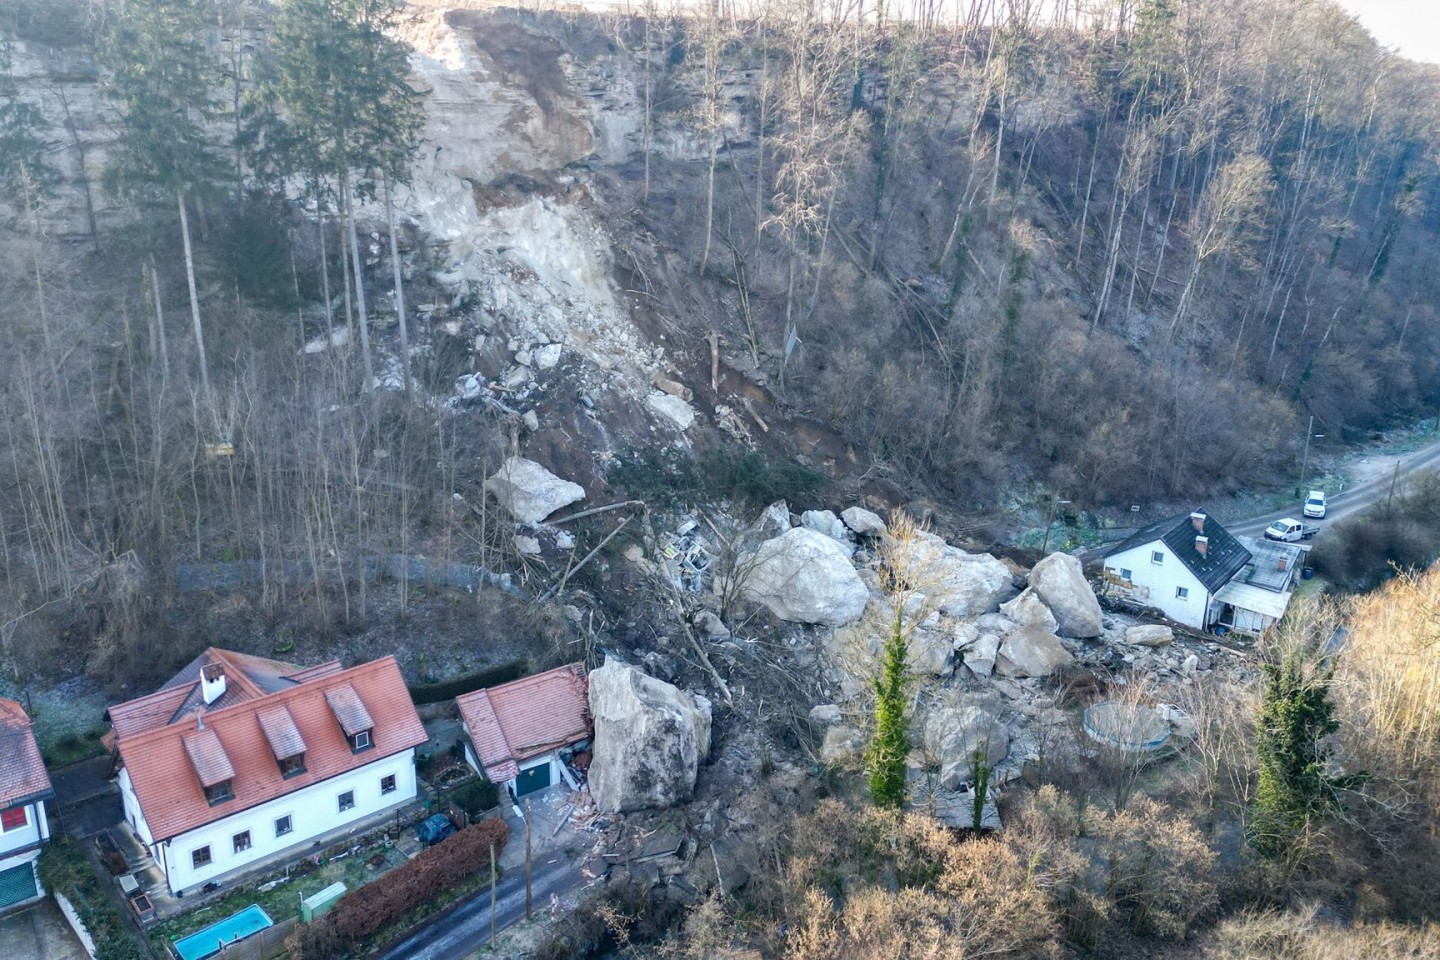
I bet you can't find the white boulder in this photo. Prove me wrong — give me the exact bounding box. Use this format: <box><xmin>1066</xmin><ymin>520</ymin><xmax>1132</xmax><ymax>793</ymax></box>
<box><xmin>1000</xmin><ymin>588</ymin><xmax>1059</xmax><ymax>633</ymax></box>
<box><xmin>996</xmin><ymin>625</ymin><xmax>1075</xmax><ymax>678</ymax></box>
<box><xmin>923</xmin><ymin>704</ymin><xmax>1010</xmax><ymax>789</ymax></box>
<box><xmin>964</xmin><ymin>633</ymin><xmax>1002</xmax><ymax>678</ymax></box>
<box><xmin>800</xmin><ymin>510</ymin><xmax>854</xmax><ymax>545</ymax></box>
<box><xmin>1126</xmin><ymin>625</ymin><xmax>1174</xmax><ymax>647</ymax></box>
<box><xmin>841</xmin><ymin>506</ymin><xmax>888</xmax><ymax>537</ymax></box>
<box><xmin>484</xmin><ymin>457</ymin><xmax>586</xmax><ymax>525</ymax></box>
<box><xmin>1029</xmin><ymin>553</ymin><xmax>1103</xmax><ymax>638</ymax></box>
<box><xmin>739</xmin><ymin>528</ymin><xmax>869</xmax><ymax>626</ymax></box>
<box><xmin>907</xmin><ymin>532</ymin><xmax>1016</xmax><ymax>618</ymax></box>
<box><xmin>809</xmin><ymin>704</ymin><xmax>843</xmax><ymax>726</ymax></box>
<box><xmin>646</xmin><ymin>391</ymin><xmax>696</xmax><ymax>431</ymax></box>
<box><xmin>588</xmin><ymin>661</ymin><xmax>712</xmax><ymax>813</ymax></box>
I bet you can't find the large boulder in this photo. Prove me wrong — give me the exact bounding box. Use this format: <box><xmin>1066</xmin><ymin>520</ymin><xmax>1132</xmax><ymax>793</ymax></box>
<box><xmin>963</xmin><ymin>632</ymin><xmax>1002</xmax><ymax>678</ymax></box>
<box><xmin>1000</xmin><ymin>588</ymin><xmax>1059</xmax><ymax>633</ymax></box>
<box><xmin>588</xmin><ymin>662</ymin><xmax>713</xmax><ymax>813</ymax></box>
<box><xmin>841</xmin><ymin>506</ymin><xmax>888</xmax><ymax>537</ymax></box>
<box><xmin>739</xmin><ymin>528</ymin><xmax>869</xmax><ymax>626</ymax></box>
<box><xmin>1126</xmin><ymin>625</ymin><xmax>1174</xmax><ymax>647</ymax></box>
<box><xmin>484</xmin><ymin>457</ymin><xmax>585</xmax><ymax>525</ymax></box>
<box><xmin>996</xmin><ymin>625</ymin><xmax>1075</xmax><ymax>678</ymax></box>
<box><xmin>907</xmin><ymin>532</ymin><xmax>1016</xmax><ymax>618</ymax></box>
<box><xmin>800</xmin><ymin>510</ymin><xmax>854</xmax><ymax>545</ymax></box>
<box><xmin>923</xmin><ymin>704</ymin><xmax>1010</xmax><ymax>789</ymax></box>
<box><xmin>907</xmin><ymin>620</ymin><xmax>958</xmax><ymax>677</ymax></box>
<box><xmin>1029</xmin><ymin>553</ymin><xmax>1104</xmax><ymax>638</ymax></box>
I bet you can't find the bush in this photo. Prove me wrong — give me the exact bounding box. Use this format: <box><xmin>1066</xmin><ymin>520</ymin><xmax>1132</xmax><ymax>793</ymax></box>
<box><xmin>446</xmin><ymin>778</ymin><xmax>500</xmax><ymax>818</ymax></box>
<box><xmin>288</xmin><ymin>818</ymin><xmax>508</xmax><ymax>958</ymax></box>
<box><xmin>38</xmin><ymin>838</ymin><xmax>147</xmax><ymax>960</ymax></box>
<box><xmin>407</xmin><ymin>659</ymin><xmax>528</xmax><ymax>705</ymax></box>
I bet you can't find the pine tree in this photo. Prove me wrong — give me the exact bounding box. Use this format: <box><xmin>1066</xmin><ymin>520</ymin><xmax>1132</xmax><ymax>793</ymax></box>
<box><xmin>1252</xmin><ymin>651</ymin><xmax>1349</xmax><ymax>856</ymax></box>
<box><xmin>259</xmin><ymin>0</ymin><xmax>425</xmax><ymax>396</ymax></box>
<box><xmin>867</xmin><ymin>600</ymin><xmax>910</xmax><ymax>809</ymax></box>
<box><xmin>98</xmin><ymin>0</ymin><xmax>222</xmax><ymax>398</ymax></box>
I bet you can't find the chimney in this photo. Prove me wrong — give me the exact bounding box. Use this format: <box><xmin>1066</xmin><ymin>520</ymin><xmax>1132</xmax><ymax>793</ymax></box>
<box><xmin>201</xmin><ymin>662</ymin><xmax>227</xmax><ymax>705</ymax></box>
<box><xmin>1190</xmin><ymin>511</ymin><xmax>1207</xmax><ymax>533</ymax></box>
<box><xmin>1278</xmin><ymin>557</ymin><xmax>1288</xmax><ymax>571</ymax></box>
<box><xmin>1195</xmin><ymin>535</ymin><xmax>1209</xmax><ymax>557</ymax></box>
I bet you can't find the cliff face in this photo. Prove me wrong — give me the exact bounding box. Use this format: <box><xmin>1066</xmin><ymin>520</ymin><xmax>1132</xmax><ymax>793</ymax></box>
<box><xmin>6</xmin><ymin>38</ymin><xmax>114</xmax><ymax>240</ymax></box>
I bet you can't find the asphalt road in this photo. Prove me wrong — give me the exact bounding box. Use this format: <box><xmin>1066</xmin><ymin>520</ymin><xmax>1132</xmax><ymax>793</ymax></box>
<box><xmin>374</xmin><ymin>851</ymin><xmax>583</xmax><ymax>960</ymax></box>
<box><xmin>1227</xmin><ymin>436</ymin><xmax>1440</xmax><ymax>538</ymax></box>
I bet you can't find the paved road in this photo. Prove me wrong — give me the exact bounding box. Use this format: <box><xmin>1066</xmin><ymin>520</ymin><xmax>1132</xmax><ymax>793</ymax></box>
<box><xmin>373</xmin><ymin>851</ymin><xmax>583</xmax><ymax>960</ymax></box>
<box><xmin>1227</xmin><ymin>437</ymin><xmax>1440</xmax><ymax>538</ymax></box>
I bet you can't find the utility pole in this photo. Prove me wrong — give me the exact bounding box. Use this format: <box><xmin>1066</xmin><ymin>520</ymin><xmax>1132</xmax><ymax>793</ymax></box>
<box><xmin>524</xmin><ymin>798</ymin><xmax>532</xmax><ymax>921</ymax></box>
<box><xmin>1297</xmin><ymin>415</ymin><xmax>1315</xmax><ymax>499</ymax></box>
<box><xmin>489</xmin><ymin>841</ymin><xmax>497</xmax><ymax>941</ymax></box>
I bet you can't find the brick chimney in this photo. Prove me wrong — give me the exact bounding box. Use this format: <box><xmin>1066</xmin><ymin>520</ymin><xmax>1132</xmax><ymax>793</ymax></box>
<box><xmin>1195</xmin><ymin>535</ymin><xmax>1209</xmax><ymax>557</ymax></box>
<box><xmin>1190</xmin><ymin>511</ymin><xmax>1207</xmax><ymax>533</ymax></box>
<box><xmin>1278</xmin><ymin>556</ymin><xmax>1288</xmax><ymax>571</ymax></box>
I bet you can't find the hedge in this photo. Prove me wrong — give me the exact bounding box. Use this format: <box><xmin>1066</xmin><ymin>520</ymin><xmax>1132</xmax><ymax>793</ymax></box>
<box><xmin>407</xmin><ymin>659</ymin><xmax>528</xmax><ymax>705</ymax></box>
<box><xmin>38</xmin><ymin>837</ymin><xmax>147</xmax><ymax>960</ymax></box>
<box><xmin>288</xmin><ymin>817</ymin><xmax>509</xmax><ymax>959</ymax></box>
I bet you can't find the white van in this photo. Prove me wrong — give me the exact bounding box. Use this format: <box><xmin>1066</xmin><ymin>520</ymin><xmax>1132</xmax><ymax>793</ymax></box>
<box><xmin>1304</xmin><ymin>490</ymin><xmax>1327</xmax><ymax>519</ymax></box>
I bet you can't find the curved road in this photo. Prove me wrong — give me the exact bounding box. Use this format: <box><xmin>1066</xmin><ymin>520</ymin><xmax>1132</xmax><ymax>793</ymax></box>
<box><xmin>1227</xmin><ymin>437</ymin><xmax>1440</xmax><ymax>538</ymax></box>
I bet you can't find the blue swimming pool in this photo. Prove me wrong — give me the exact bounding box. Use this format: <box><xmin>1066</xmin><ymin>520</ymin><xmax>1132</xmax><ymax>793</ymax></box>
<box><xmin>173</xmin><ymin>904</ymin><xmax>274</xmax><ymax>960</ymax></box>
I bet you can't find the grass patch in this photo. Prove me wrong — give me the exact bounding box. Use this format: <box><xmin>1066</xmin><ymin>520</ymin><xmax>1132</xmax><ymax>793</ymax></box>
<box><xmin>149</xmin><ymin>838</ymin><xmax>410</xmax><ymax>955</ymax></box>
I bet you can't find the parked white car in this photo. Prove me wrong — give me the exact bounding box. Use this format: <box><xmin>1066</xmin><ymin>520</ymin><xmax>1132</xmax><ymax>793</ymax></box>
<box><xmin>1303</xmin><ymin>490</ymin><xmax>1327</xmax><ymax>519</ymax></box>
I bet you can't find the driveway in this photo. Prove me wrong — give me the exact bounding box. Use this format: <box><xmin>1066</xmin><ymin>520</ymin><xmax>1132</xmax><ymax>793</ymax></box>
<box><xmin>0</xmin><ymin>899</ymin><xmax>89</xmax><ymax>960</ymax></box>
<box><xmin>47</xmin><ymin>755</ymin><xmax>121</xmax><ymax>840</ymax></box>
<box><xmin>372</xmin><ymin>851</ymin><xmax>583</xmax><ymax>960</ymax></box>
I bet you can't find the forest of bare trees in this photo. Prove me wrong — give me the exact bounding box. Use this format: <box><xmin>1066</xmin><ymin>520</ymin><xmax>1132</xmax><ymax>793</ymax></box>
<box><xmin>1</xmin><ymin>0</ymin><xmax>1439</xmax><ymax>680</ymax></box>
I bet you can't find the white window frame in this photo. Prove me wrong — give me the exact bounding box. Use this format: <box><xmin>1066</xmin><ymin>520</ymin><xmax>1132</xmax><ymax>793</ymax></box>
<box><xmin>1120</xmin><ymin>568</ymin><xmax>1132</xmax><ymax>581</ymax></box>
<box><xmin>1176</xmin><ymin>586</ymin><xmax>1189</xmax><ymax>599</ymax></box>
<box><xmin>380</xmin><ymin>774</ymin><xmax>397</xmax><ymax>795</ymax></box>
<box><xmin>338</xmin><ymin>790</ymin><xmax>355</xmax><ymax>813</ymax></box>
<box><xmin>233</xmin><ymin>830</ymin><xmax>251</xmax><ymax>854</ymax></box>
<box><xmin>1151</xmin><ymin>550</ymin><xmax>1164</xmax><ymax>565</ymax></box>
<box><xmin>274</xmin><ymin>814</ymin><xmax>293</xmax><ymax>838</ymax></box>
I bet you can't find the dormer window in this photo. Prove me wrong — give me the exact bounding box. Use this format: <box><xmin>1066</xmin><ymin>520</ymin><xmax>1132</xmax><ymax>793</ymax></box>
<box><xmin>257</xmin><ymin>704</ymin><xmax>308</xmax><ymax>779</ymax></box>
<box><xmin>204</xmin><ymin>780</ymin><xmax>234</xmax><ymax>806</ymax></box>
<box><xmin>325</xmin><ymin>683</ymin><xmax>377</xmax><ymax>755</ymax></box>
<box><xmin>279</xmin><ymin>753</ymin><xmax>306</xmax><ymax>778</ymax></box>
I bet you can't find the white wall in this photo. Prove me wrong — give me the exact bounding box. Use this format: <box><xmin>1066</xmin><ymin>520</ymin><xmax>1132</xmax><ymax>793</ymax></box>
<box><xmin>118</xmin><ymin>768</ymin><xmax>155</xmax><ymax>847</ymax></box>
<box><xmin>153</xmin><ymin>749</ymin><xmax>416</xmax><ymax>894</ymax></box>
<box><xmin>0</xmin><ymin>801</ymin><xmax>47</xmax><ymax>860</ymax></box>
<box><xmin>1106</xmin><ymin>542</ymin><xmax>1210</xmax><ymax>629</ymax></box>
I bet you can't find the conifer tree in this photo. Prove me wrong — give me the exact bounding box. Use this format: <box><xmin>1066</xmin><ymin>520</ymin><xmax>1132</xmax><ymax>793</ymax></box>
<box><xmin>260</xmin><ymin>0</ymin><xmax>425</xmax><ymax>396</ymax></box>
<box><xmin>98</xmin><ymin>0</ymin><xmax>221</xmax><ymax>398</ymax></box>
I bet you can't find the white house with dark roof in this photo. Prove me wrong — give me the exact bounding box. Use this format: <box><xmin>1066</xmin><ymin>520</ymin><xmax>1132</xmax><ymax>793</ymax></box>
<box><xmin>108</xmin><ymin>649</ymin><xmax>426</xmax><ymax>896</ymax></box>
<box><xmin>1104</xmin><ymin>510</ymin><xmax>1304</xmax><ymax>634</ymax></box>
<box><xmin>457</xmin><ymin>663</ymin><xmax>591</xmax><ymax>802</ymax></box>
<box><xmin>1103</xmin><ymin>510</ymin><xmax>1254</xmax><ymax>630</ymax></box>
<box><xmin>0</xmin><ymin>698</ymin><xmax>54</xmax><ymax>911</ymax></box>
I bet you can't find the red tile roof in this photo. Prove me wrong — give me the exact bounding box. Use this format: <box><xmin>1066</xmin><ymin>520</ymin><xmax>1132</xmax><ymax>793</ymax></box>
<box><xmin>324</xmin><ymin>684</ymin><xmax>375</xmax><ymax>738</ymax></box>
<box><xmin>111</xmin><ymin>647</ymin><xmax>322</xmax><ymax>738</ymax></box>
<box><xmin>181</xmin><ymin>726</ymin><xmax>235</xmax><ymax>787</ymax></box>
<box><xmin>457</xmin><ymin>663</ymin><xmax>590</xmax><ymax>783</ymax></box>
<box><xmin>255</xmin><ymin>705</ymin><xmax>306</xmax><ymax>760</ymax></box>
<box><xmin>114</xmin><ymin>656</ymin><xmax>425</xmax><ymax>841</ymax></box>
<box><xmin>0</xmin><ymin>699</ymin><xmax>53</xmax><ymax>809</ymax></box>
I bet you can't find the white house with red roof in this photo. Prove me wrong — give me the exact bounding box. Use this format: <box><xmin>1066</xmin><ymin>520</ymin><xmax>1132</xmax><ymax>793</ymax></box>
<box><xmin>108</xmin><ymin>649</ymin><xmax>427</xmax><ymax>896</ymax></box>
<box><xmin>0</xmin><ymin>698</ymin><xmax>54</xmax><ymax>911</ymax></box>
<box><xmin>457</xmin><ymin>663</ymin><xmax>591</xmax><ymax>802</ymax></box>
